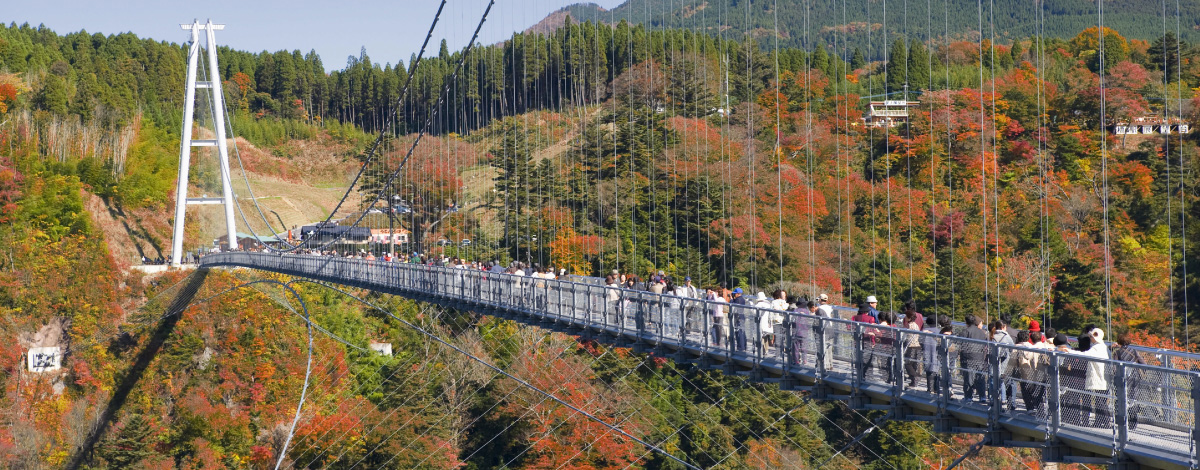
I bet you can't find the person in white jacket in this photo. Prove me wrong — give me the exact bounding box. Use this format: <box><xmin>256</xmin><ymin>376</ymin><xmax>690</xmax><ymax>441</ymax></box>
<box><xmin>816</xmin><ymin>293</ymin><xmax>834</xmax><ymax>318</ymax></box>
<box><xmin>755</xmin><ymin>292</ymin><xmax>774</xmax><ymax>348</ymax></box>
<box><xmin>710</xmin><ymin>290</ymin><xmax>728</xmax><ymax>347</ymax></box>
<box><xmin>1078</xmin><ymin>327</ymin><xmax>1112</xmax><ymax>428</ymax></box>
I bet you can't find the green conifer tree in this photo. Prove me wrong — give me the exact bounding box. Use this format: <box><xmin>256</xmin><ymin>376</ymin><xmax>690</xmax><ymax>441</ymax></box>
<box><xmin>886</xmin><ymin>38</ymin><xmax>908</xmax><ymax>95</ymax></box>
<box><xmin>851</xmin><ymin>47</ymin><xmax>867</xmax><ymax>71</ymax></box>
<box><xmin>907</xmin><ymin>39</ymin><xmax>931</xmax><ymax>93</ymax></box>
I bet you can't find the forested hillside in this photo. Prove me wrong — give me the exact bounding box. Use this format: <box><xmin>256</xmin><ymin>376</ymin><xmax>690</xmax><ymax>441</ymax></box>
<box><xmin>1</xmin><ymin>9</ymin><xmax>1200</xmax><ymax>469</ymax></box>
<box><xmin>552</xmin><ymin>0</ymin><xmax>1200</xmax><ymax>58</ymax></box>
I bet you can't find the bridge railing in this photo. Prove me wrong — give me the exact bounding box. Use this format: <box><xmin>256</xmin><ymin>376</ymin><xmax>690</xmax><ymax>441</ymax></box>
<box><xmin>204</xmin><ymin>252</ymin><xmax>1200</xmax><ymax>462</ymax></box>
<box><xmin>564</xmin><ymin>273</ymin><xmax>1198</xmax><ymax>370</ymax></box>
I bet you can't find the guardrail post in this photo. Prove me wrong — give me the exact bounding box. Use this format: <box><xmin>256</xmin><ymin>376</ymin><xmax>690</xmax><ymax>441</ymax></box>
<box><xmin>815</xmin><ymin>319</ymin><xmax>827</xmax><ymax>380</ymax></box>
<box><xmin>619</xmin><ymin>291</ymin><xmax>627</xmax><ymax>336</ymax></box>
<box><xmin>853</xmin><ymin>323</ymin><xmax>864</xmax><ymax>389</ymax></box>
<box><xmin>599</xmin><ymin>287</ymin><xmax>608</xmax><ymax>327</ymax></box>
<box><xmin>636</xmin><ymin>296</ymin><xmax>645</xmax><ymax>339</ymax></box>
<box><xmin>1113</xmin><ymin>362</ymin><xmax>1128</xmax><ymax>457</ymax></box>
<box><xmin>569</xmin><ymin>284</ymin><xmax>576</xmax><ymax>324</ymax></box>
<box><xmin>893</xmin><ymin>328</ymin><xmax>904</xmax><ymax>398</ymax></box>
<box><xmin>938</xmin><ymin>335</ymin><xmax>950</xmax><ymax>413</ymax></box>
<box><xmin>988</xmin><ymin>342</ymin><xmax>1001</xmax><ymax>423</ymax></box>
<box><xmin>1047</xmin><ymin>353</ymin><xmax>1061</xmax><ymax>443</ymax></box>
<box><xmin>657</xmin><ymin>297</ymin><xmax>664</xmax><ymax>342</ymax></box>
<box><xmin>752</xmin><ymin>310</ymin><xmax>762</xmax><ymax>370</ymax></box>
<box><xmin>1191</xmin><ymin>374</ymin><xmax>1200</xmax><ymax>467</ymax></box>
<box><xmin>782</xmin><ymin>314</ymin><xmax>793</xmax><ymax>377</ymax></box>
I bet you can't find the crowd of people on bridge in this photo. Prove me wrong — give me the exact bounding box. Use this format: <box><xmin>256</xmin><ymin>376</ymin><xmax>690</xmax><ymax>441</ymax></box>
<box><xmin>218</xmin><ymin>248</ymin><xmax>1162</xmax><ymax>433</ymax></box>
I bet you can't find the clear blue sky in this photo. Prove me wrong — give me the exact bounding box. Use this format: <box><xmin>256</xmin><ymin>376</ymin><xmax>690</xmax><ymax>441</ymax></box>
<box><xmin>4</xmin><ymin>0</ymin><xmax>626</xmax><ymax>72</ymax></box>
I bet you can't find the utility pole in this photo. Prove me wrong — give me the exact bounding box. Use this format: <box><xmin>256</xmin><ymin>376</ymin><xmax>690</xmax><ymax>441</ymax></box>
<box><xmin>171</xmin><ymin>20</ymin><xmax>238</xmax><ymax>266</ymax></box>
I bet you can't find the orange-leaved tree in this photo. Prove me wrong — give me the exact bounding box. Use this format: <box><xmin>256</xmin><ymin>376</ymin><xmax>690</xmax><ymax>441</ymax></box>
<box><xmin>501</xmin><ymin>336</ymin><xmax>644</xmax><ymax>470</ymax></box>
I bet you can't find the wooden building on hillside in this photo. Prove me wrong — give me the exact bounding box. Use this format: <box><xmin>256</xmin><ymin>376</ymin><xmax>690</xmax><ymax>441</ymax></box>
<box><xmin>864</xmin><ymin>100</ymin><xmax>920</xmax><ymax>128</ymax></box>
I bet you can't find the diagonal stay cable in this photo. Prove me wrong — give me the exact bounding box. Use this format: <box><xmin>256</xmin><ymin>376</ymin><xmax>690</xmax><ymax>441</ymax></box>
<box><xmin>688</xmin><ymin>372</ymin><xmax>864</xmax><ymax>468</ymax></box>
<box><xmin>493</xmin><ymin>353</ymin><xmax>674</xmax><ymax>470</ymax></box>
<box><xmin>282</xmin><ymin>0</ymin><xmax>496</xmax><ymax>254</ymax></box>
<box><xmin>669</xmin><ymin>361</ymin><xmax>859</xmax><ymax>465</ymax></box>
<box><xmin>401</xmin><ymin>341</ymin><xmax>638</xmax><ymax>470</ymax></box>
<box><xmin>107</xmin><ymin>274</ymin><xmax>325</xmax><ymax>470</ymax></box>
<box><xmin>291</xmin><ymin>280</ymin><xmax>624</xmax><ymax>468</ymax></box>
<box><xmin>247</xmin><ymin>281</ymin><xmax>370</xmax><ymax>353</ymax></box>
<box><xmin>362</xmin><ymin>312</ymin><xmax>642</xmax><ymax>469</ymax></box>
<box><xmin>400</xmin><ymin>345</ymin><xmax>594</xmax><ymax>468</ymax></box>
<box><xmin>616</xmin><ymin>368</ymin><xmax>838</xmax><ymax>469</ymax></box>
<box><xmin>315</xmin><ymin>280</ymin><xmax>702</xmax><ymax>470</ymax></box>
<box><xmin>455</xmin><ymin>344</ymin><xmax>622</xmax><ymax>465</ymax></box>
<box><xmin>618</xmin><ymin>372</ymin><xmax>777</xmax><ymax>469</ymax></box>
<box><xmin>282</xmin><ymin>280</ymin><xmax>548</xmax><ymax>462</ymax></box>
<box><xmin>314</xmin><ymin>298</ymin><xmax>480</xmax><ymax>467</ymax></box>
<box><xmin>258</xmin><ymin>280</ymin><xmax>313</xmax><ymax>470</ymax></box>
<box><xmin>292</xmin><ymin>303</ymin><xmax>456</xmax><ymax>468</ymax></box>
<box><xmin>52</xmin><ymin>271</ymin><xmax>199</xmax><ymax>359</ymax></box>
<box><xmin>344</xmin><ymin>320</ymin><xmax>575</xmax><ymax>468</ymax></box>
<box><xmin>246</xmin><ymin>279</ymin><xmax>465</xmax><ymax>465</ymax></box>
<box><xmin>246</xmin><ymin>282</ymin><xmax>407</xmax><ymax>464</ymax></box>
<box><xmin>707</xmin><ymin>402</ymin><xmax>831</xmax><ymax>469</ymax></box>
<box><xmin>355</xmin><ymin>320</ymin><xmax>611</xmax><ymax>469</ymax></box>
<box><xmin>225</xmin><ymin>0</ymin><xmax>449</xmax><ymax>248</ymax></box>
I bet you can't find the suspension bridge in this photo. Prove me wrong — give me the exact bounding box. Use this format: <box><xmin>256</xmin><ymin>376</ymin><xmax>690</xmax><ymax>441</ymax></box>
<box><xmin>192</xmin><ymin>251</ymin><xmax>1199</xmax><ymax>470</ymax></box>
<box><xmin>129</xmin><ymin>0</ymin><xmax>1200</xmax><ymax>467</ymax></box>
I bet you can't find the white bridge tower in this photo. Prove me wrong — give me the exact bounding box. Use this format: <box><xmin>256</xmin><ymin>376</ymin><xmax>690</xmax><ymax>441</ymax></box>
<box><xmin>171</xmin><ymin>20</ymin><xmax>238</xmax><ymax>266</ymax></box>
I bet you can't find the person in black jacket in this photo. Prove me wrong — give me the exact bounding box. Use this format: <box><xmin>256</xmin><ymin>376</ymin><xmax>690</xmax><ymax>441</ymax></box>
<box><xmin>959</xmin><ymin>315</ymin><xmax>989</xmax><ymax>403</ymax></box>
<box><xmin>729</xmin><ymin>288</ymin><xmax>749</xmax><ymax>352</ymax></box>
<box><xmin>923</xmin><ymin>315</ymin><xmax>951</xmax><ymax>393</ymax></box>
<box><xmin>1112</xmin><ymin>332</ymin><xmax>1150</xmax><ymax>430</ymax></box>
<box><xmin>1057</xmin><ymin>333</ymin><xmax>1088</xmax><ymax>426</ymax></box>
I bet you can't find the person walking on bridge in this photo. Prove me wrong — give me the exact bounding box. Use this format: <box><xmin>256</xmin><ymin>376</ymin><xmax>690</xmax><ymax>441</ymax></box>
<box><xmin>959</xmin><ymin>315</ymin><xmax>989</xmax><ymax>403</ymax></box>
<box><xmin>710</xmin><ymin>289</ymin><xmax>729</xmax><ymax>347</ymax></box>
<box><xmin>865</xmin><ymin>295</ymin><xmax>881</xmax><ymax>322</ymax></box>
<box><xmin>815</xmin><ymin>293</ymin><xmax>835</xmax><ymax>369</ymax></box>
<box><xmin>664</xmin><ymin>279</ymin><xmax>682</xmax><ymax>338</ymax></box>
<box><xmin>755</xmin><ymin>292</ymin><xmax>775</xmax><ymax>349</ymax></box>
<box><xmin>989</xmin><ymin>319</ymin><xmax>1016</xmax><ymax>411</ymax></box>
<box><xmin>1012</xmin><ymin>330</ymin><xmax>1047</xmax><ymax>416</ymax></box>
<box><xmin>852</xmin><ymin>303</ymin><xmax>879</xmax><ymax>382</ymax></box>
<box><xmin>902</xmin><ymin>300</ymin><xmax>924</xmax><ymax>331</ymax></box>
<box><xmin>876</xmin><ymin>311</ymin><xmax>896</xmax><ymax>384</ymax></box>
<box><xmin>1079</xmin><ymin>328</ymin><xmax>1112</xmax><ymax>428</ymax></box>
<box><xmin>902</xmin><ymin>303</ymin><xmax>924</xmax><ymax>388</ymax></box>
<box><xmin>1113</xmin><ymin>332</ymin><xmax>1149</xmax><ymax>430</ymax></box>
<box><xmin>729</xmin><ymin>288</ymin><xmax>749</xmax><ymax>352</ymax></box>
<box><xmin>816</xmin><ymin>293</ymin><xmax>834</xmax><ymax>318</ymax></box>
<box><xmin>678</xmin><ymin>277</ymin><xmax>701</xmax><ymax>333</ymax></box>
<box><xmin>604</xmin><ymin>275</ymin><xmax>621</xmax><ymax>325</ymax></box>
<box><xmin>923</xmin><ymin>315</ymin><xmax>951</xmax><ymax>393</ymax></box>
<box><xmin>791</xmin><ymin>300</ymin><xmax>815</xmax><ymax>365</ymax></box>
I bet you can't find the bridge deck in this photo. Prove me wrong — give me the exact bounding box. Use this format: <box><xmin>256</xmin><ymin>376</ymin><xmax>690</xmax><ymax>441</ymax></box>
<box><xmin>203</xmin><ymin>252</ymin><xmax>1200</xmax><ymax>470</ymax></box>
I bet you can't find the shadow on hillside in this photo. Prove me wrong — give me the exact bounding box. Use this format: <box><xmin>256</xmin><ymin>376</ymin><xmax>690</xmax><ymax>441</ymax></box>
<box><xmin>102</xmin><ymin>197</ymin><xmax>165</xmax><ymax>262</ymax></box>
<box><xmin>64</xmin><ymin>268</ymin><xmax>209</xmax><ymax>470</ymax></box>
